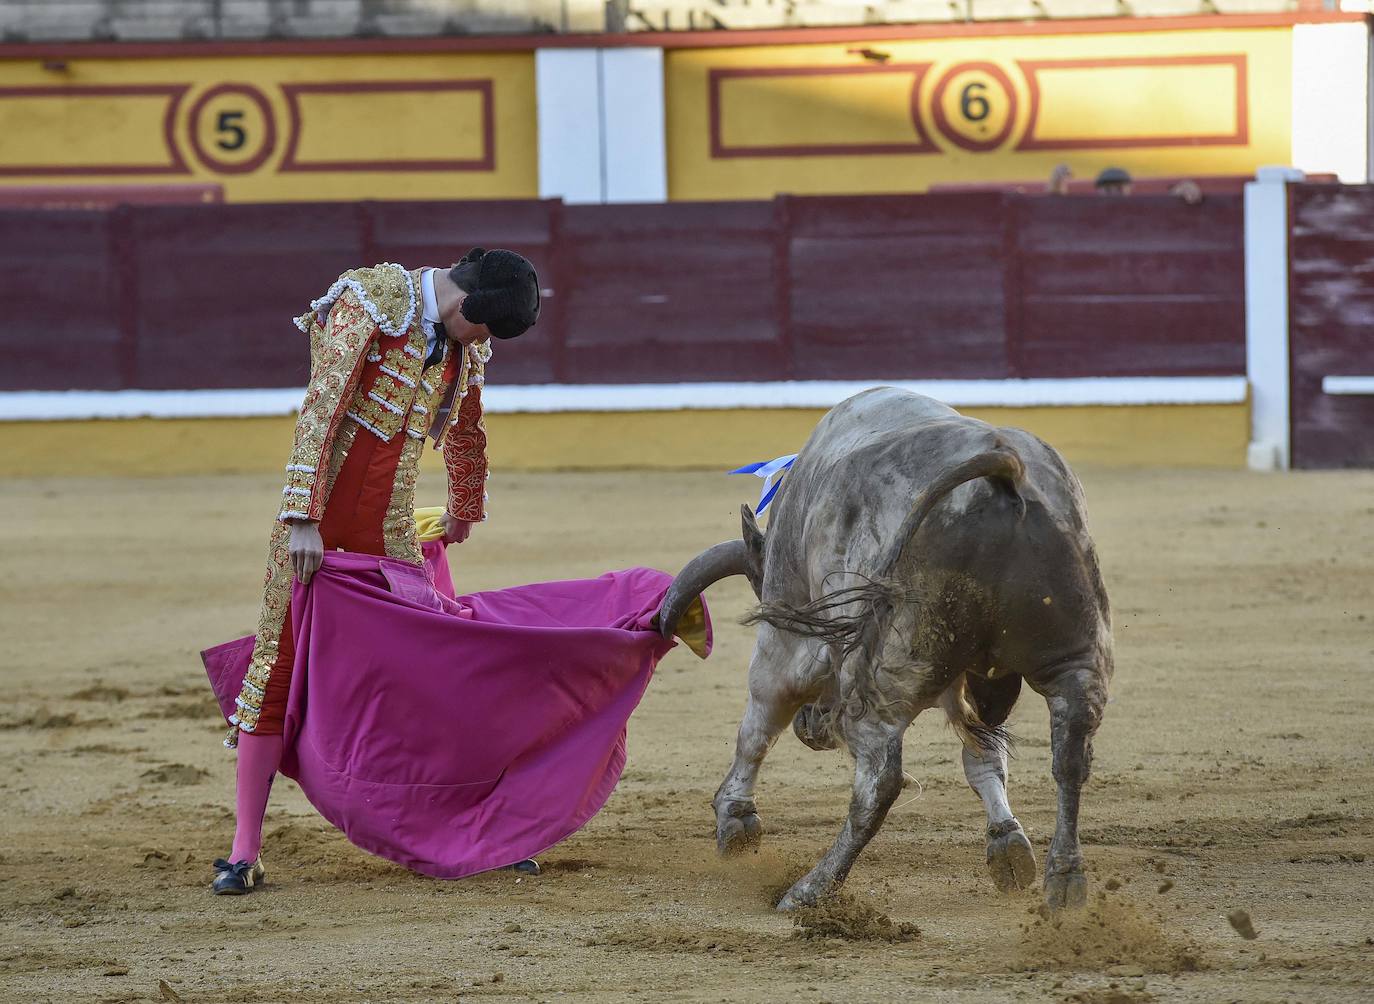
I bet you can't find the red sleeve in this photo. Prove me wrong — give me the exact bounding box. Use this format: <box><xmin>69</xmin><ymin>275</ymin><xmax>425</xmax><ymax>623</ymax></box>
<box><xmin>443</xmin><ymin>385</ymin><xmax>488</xmax><ymax>522</ymax></box>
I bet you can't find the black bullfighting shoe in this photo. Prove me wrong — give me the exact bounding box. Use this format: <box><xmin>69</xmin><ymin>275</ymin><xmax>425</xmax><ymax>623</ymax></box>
<box><xmin>509</xmin><ymin>859</ymin><xmax>540</xmax><ymax>876</ymax></box>
<box><xmin>211</xmin><ymin>858</ymin><xmax>265</xmax><ymax>895</ymax></box>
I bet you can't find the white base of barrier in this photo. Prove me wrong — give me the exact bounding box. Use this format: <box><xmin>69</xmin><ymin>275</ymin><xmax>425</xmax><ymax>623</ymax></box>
<box><xmin>1321</xmin><ymin>375</ymin><xmax>1374</xmax><ymax>395</ymax></box>
<box><xmin>0</xmin><ymin>377</ymin><xmax>1248</xmax><ymax>422</ymax></box>
<box><xmin>0</xmin><ymin>377</ymin><xmax>1249</xmax><ymax>421</ymax></box>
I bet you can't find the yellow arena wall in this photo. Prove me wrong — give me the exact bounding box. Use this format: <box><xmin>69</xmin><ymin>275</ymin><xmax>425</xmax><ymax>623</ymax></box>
<box><xmin>666</xmin><ymin>26</ymin><xmax>1294</xmax><ymax>199</ymax></box>
<box><xmin>0</xmin><ymin>50</ymin><xmax>538</xmax><ymax>201</ymax></box>
<box><xmin>0</xmin><ymin>18</ymin><xmax>1339</xmax><ymax>204</ymax></box>
<box><xmin>3</xmin><ymin>402</ymin><xmax>1248</xmax><ymax>479</ymax></box>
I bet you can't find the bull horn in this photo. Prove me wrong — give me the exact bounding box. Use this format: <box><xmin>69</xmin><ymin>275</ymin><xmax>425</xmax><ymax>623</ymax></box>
<box><xmin>658</xmin><ymin>539</ymin><xmax>750</xmax><ymax>640</ymax></box>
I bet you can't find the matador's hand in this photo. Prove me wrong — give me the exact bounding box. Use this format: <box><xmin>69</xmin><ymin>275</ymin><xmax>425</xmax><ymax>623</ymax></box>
<box><xmin>288</xmin><ymin>520</ymin><xmax>325</xmax><ymax>584</ymax></box>
<box><xmin>440</xmin><ymin>512</ymin><xmax>473</xmax><ymax>545</ymax></box>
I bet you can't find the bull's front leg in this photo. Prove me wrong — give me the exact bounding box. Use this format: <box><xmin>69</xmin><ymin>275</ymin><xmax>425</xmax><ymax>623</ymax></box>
<box><xmin>1039</xmin><ymin>665</ymin><xmax>1107</xmax><ymax>911</ymax></box>
<box><xmin>713</xmin><ymin>694</ymin><xmax>793</xmax><ymax>854</ymax></box>
<box><xmin>712</xmin><ymin>631</ymin><xmax>813</xmax><ymax>855</ymax></box>
<box><xmin>776</xmin><ymin>719</ymin><xmax>905</xmax><ymax>911</ymax></box>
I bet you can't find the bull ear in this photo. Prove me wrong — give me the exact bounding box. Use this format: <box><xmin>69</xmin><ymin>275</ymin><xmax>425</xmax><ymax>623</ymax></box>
<box><xmin>740</xmin><ymin>504</ymin><xmax>766</xmax><ymax>595</ymax></box>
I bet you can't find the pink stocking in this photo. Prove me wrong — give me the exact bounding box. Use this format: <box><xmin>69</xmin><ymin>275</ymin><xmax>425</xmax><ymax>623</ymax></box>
<box><xmin>229</xmin><ymin>732</ymin><xmax>283</xmax><ymax>863</ymax></box>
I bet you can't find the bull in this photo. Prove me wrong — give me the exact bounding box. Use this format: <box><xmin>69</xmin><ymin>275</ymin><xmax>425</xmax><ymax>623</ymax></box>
<box><xmin>657</xmin><ymin>388</ymin><xmax>1113</xmax><ymax>911</ymax></box>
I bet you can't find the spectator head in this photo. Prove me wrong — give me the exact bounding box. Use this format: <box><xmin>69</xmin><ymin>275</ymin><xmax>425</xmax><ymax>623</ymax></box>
<box><xmin>1170</xmin><ymin>179</ymin><xmax>1204</xmax><ymax>206</ymax></box>
<box><xmin>1047</xmin><ymin>163</ymin><xmax>1073</xmax><ymax>196</ymax></box>
<box><xmin>1094</xmin><ymin>167</ymin><xmax>1133</xmax><ymax>197</ymax></box>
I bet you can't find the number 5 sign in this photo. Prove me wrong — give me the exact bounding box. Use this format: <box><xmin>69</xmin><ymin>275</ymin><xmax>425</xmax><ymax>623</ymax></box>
<box><xmin>929</xmin><ymin>62</ymin><xmax>1019</xmax><ymax>153</ymax></box>
<box><xmin>188</xmin><ymin>83</ymin><xmax>278</xmax><ymax>174</ymax></box>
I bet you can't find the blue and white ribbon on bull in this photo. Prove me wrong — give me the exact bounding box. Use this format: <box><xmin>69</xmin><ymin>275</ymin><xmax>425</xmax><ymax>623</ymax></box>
<box><xmin>729</xmin><ymin>453</ymin><xmax>798</xmax><ymax>515</ymax></box>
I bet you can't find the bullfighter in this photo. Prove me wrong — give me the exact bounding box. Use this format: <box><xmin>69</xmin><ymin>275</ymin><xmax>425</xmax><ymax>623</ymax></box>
<box><xmin>212</xmin><ymin>247</ymin><xmax>540</xmax><ymax>895</ymax></box>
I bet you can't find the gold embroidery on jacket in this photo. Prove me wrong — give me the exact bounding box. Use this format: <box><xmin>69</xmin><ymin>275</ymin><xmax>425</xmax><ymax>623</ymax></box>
<box><xmin>432</xmin><ymin>340</ymin><xmax>489</xmax><ymax>448</ymax></box>
<box><xmin>408</xmin><ymin>343</ymin><xmax>452</xmax><ymax>439</ymax></box>
<box><xmin>345</xmin><ymin>328</ymin><xmax>427</xmax><ymax>442</ymax></box>
<box><xmin>383</xmin><ymin>436</ymin><xmax>426</xmax><ymax>563</ymax></box>
<box><xmin>321</xmin><ymin>420</ymin><xmax>361</xmax><ymax>511</ymax></box>
<box><xmin>232</xmin><ymin>519</ymin><xmax>293</xmax><ymax>739</ymax></box>
<box><xmin>277</xmin><ymin>291</ymin><xmax>377</xmax><ymax>522</ymax></box>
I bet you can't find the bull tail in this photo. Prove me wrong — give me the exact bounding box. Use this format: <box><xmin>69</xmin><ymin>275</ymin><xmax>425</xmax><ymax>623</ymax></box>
<box><xmin>939</xmin><ymin>675</ymin><xmax>1011</xmax><ymax>758</ymax></box>
<box><xmin>879</xmin><ymin>437</ymin><xmax>1026</xmax><ymax>577</ymax></box>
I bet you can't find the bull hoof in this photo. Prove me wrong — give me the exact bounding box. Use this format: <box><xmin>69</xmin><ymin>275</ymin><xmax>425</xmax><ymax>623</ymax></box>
<box><xmin>716</xmin><ymin>807</ymin><xmax>763</xmax><ymax>856</ymax></box>
<box><xmin>775</xmin><ymin>863</ymin><xmax>839</xmax><ymax>911</ymax></box>
<box><xmin>986</xmin><ymin>819</ymin><xmax>1036</xmax><ymax>892</ymax></box>
<box><xmin>1044</xmin><ymin>870</ymin><xmax>1088</xmax><ymax>911</ymax></box>
<box><xmin>775</xmin><ymin>879</ymin><xmax>822</xmax><ymax>912</ymax></box>
<box><xmin>792</xmin><ymin>704</ymin><xmax>839</xmax><ymax>752</ymax></box>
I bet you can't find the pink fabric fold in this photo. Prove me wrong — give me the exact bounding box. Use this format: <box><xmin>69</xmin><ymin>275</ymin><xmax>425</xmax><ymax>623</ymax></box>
<box><xmin>202</xmin><ymin>542</ymin><xmax>710</xmax><ymax>878</ymax></box>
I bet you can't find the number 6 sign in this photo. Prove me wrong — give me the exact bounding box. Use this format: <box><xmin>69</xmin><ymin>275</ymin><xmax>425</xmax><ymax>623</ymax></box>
<box><xmin>929</xmin><ymin>62</ymin><xmax>1018</xmax><ymax>153</ymax></box>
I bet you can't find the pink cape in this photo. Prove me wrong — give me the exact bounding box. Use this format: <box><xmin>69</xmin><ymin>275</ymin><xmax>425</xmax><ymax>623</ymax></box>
<box><xmin>202</xmin><ymin>543</ymin><xmax>709</xmax><ymax>878</ymax></box>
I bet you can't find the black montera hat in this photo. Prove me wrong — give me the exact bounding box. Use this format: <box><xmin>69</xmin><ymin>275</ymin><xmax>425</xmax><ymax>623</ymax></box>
<box><xmin>455</xmin><ymin>247</ymin><xmax>540</xmax><ymax>340</ymax></box>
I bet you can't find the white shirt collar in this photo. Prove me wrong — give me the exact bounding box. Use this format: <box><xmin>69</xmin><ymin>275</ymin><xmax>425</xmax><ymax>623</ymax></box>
<box><xmin>421</xmin><ymin>267</ymin><xmax>441</xmax><ymax>325</ymax></box>
<box><xmin>420</xmin><ymin>268</ymin><xmax>442</xmax><ymax>360</ymax></box>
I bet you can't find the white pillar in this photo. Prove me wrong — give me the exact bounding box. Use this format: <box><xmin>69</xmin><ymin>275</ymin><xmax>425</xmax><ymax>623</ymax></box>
<box><xmin>1244</xmin><ymin>166</ymin><xmax>1303</xmax><ymax>472</ymax></box>
<box><xmin>1291</xmin><ymin>22</ymin><xmax>1371</xmax><ymax>183</ymax></box>
<box><xmin>600</xmin><ymin>48</ymin><xmax>668</xmax><ymax>203</ymax></box>
<box><xmin>535</xmin><ymin>47</ymin><xmax>668</xmax><ymax>205</ymax></box>
<box><xmin>536</xmin><ymin>49</ymin><xmax>604</xmax><ymax>204</ymax></box>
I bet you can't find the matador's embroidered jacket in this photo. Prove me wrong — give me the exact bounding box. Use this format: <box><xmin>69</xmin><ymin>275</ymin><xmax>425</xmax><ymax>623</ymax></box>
<box><xmin>227</xmin><ymin>262</ymin><xmax>490</xmax><ymax>744</ymax></box>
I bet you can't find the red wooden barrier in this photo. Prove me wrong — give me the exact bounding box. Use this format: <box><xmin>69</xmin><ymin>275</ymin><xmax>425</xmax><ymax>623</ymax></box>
<box><xmin>786</xmin><ymin>192</ymin><xmax>1011</xmax><ymax>380</ymax></box>
<box><xmin>1288</xmin><ymin>184</ymin><xmax>1374</xmax><ymax>469</ymax></box>
<box><xmin>0</xmin><ymin>193</ymin><xmax>1247</xmax><ymax>392</ymax></box>
<box><xmin>0</xmin><ymin>209</ymin><xmax>124</xmax><ymax>390</ymax></box>
<box><xmin>1016</xmin><ymin>194</ymin><xmax>1246</xmax><ymax>377</ymax></box>
<box><xmin>559</xmin><ymin>200</ymin><xmax>783</xmax><ymax>383</ymax></box>
<box><xmin>127</xmin><ymin>202</ymin><xmax>362</xmax><ymax>389</ymax></box>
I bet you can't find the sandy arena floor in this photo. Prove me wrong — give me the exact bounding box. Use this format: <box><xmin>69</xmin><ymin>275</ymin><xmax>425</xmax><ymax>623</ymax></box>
<box><xmin>2</xmin><ymin>465</ymin><xmax>1373</xmax><ymax>1003</ymax></box>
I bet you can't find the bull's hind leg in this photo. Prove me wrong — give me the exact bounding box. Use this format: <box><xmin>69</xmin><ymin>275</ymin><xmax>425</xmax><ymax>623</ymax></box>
<box><xmin>957</xmin><ymin>673</ymin><xmax>1037</xmax><ymax>892</ymax></box>
<box><xmin>965</xmin><ymin>747</ymin><xmax>1036</xmax><ymax>892</ymax></box>
<box><xmin>1033</xmin><ymin>664</ymin><xmax>1108</xmax><ymax>911</ymax></box>
<box><xmin>712</xmin><ymin>628</ymin><xmax>814</xmax><ymax>855</ymax></box>
<box><xmin>776</xmin><ymin>714</ymin><xmax>907</xmax><ymax>911</ymax></box>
